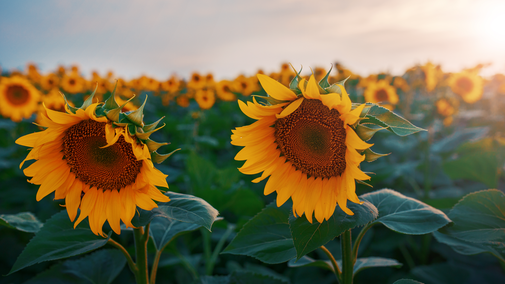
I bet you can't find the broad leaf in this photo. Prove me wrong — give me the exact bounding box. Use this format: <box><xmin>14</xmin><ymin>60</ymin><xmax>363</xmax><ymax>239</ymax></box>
<box><xmin>445</xmin><ymin>189</ymin><xmax>505</xmax><ymax>244</ymax></box>
<box><xmin>431</xmin><ymin>127</ymin><xmax>488</xmax><ymax>153</ymax></box>
<box><xmin>287</xmin><ymin>256</ymin><xmax>334</xmax><ymax>272</ymax></box>
<box><xmin>350</xmin><ymin>257</ymin><xmax>402</xmax><ymax>275</ymax></box>
<box><xmin>411</xmin><ymin>262</ymin><xmax>471</xmax><ymax>284</ymax></box>
<box><xmin>131</xmin><ymin>207</ymin><xmax>165</xmax><ymax>228</ymax></box>
<box><xmin>156</xmin><ymin>191</ymin><xmax>219</xmax><ymax>231</ymax></box>
<box><xmin>361</xmin><ymin>189</ymin><xmax>451</xmax><ymax>235</ymax></box>
<box><xmin>9</xmin><ymin>211</ymin><xmax>110</xmax><ymax>275</ymax></box>
<box><xmin>150</xmin><ymin>217</ymin><xmax>201</xmax><ymax>250</ymax></box>
<box><xmin>364</xmin><ymin>105</ymin><xmax>425</xmax><ymax>136</ymax></box>
<box><xmin>393</xmin><ymin>280</ymin><xmax>423</xmax><ymax>284</ymax></box>
<box><xmin>229</xmin><ymin>271</ymin><xmax>289</xmax><ymax>284</ymax></box>
<box><xmin>289</xmin><ymin>201</ymin><xmax>378</xmax><ymax>259</ymax></box>
<box><xmin>433</xmin><ymin>230</ymin><xmax>505</xmax><ymax>262</ymax></box>
<box><xmin>222</xmin><ymin>202</ymin><xmax>296</xmax><ymax>264</ymax></box>
<box><xmin>0</xmin><ymin>212</ymin><xmax>43</xmax><ymax>233</ymax></box>
<box><xmin>24</xmin><ymin>263</ymin><xmax>87</xmax><ymax>284</ymax></box>
<box><xmin>442</xmin><ymin>151</ymin><xmax>499</xmax><ymax>188</ymax></box>
<box><xmin>62</xmin><ymin>249</ymin><xmax>126</xmax><ymax>284</ymax></box>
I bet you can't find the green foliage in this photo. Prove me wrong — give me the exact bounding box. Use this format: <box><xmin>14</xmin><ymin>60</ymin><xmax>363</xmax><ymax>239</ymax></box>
<box><xmin>287</xmin><ymin>256</ymin><xmax>334</xmax><ymax>272</ymax></box>
<box><xmin>9</xmin><ymin>210</ymin><xmax>110</xmax><ymax>275</ymax></box>
<box><xmin>445</xmin><ymin>189</ymin><xmax>505</xmax><ymax>243</ymax></box>
<box><xmin>362</xmin><ymin>105</ymin><xmax>425</xmax><ymax>136</ymax></box>
<box><xmin>222</xmin><ymin>202</ymin><xmax>296</xmax><ymax>264</ymax></box>
<box><xmin>150</xmin><ymin>217</ymin><xmax>201</xmax><ymax>250</ymax></box>
<box><xmin>361</xmin><ymin>189</ymin><xmax>451</xmax><ymax>234</ymax></box>
<box><xmin>61</xmin><ymin>249</ymin><xmax>126</xmax><ymax>284</ymax></box>
<box><xmin>289</xmin><ymin>201</ymin><xmax>378</xmax><ymax>259</ymax></box>
<box><xmin>196</xmin><ymin>271</ymin><xmax>289</xmax><ymax>284</ymax></box>
<box><xmin>351</xmin><ymin>257</ymin><xmax>402</xmax><ymax>275</ymax></box>
<box><xmin>0</xmin><ymin>212</ymin><xmax>43</xmax><ymax>233</ymax></box>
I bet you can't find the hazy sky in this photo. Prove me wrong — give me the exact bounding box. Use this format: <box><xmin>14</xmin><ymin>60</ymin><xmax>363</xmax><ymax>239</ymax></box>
<box><xmin>1</xmin><ymin>0</ymin><xmax>504</xmax><ymax>80</ymax></box>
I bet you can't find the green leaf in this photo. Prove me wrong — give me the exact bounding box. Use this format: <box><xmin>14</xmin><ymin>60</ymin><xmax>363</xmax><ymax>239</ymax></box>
<box><xmin>431</xmin><ymin>127</ymin><xmax>488</xmax><ymax>153</ymax></box>
<box><xmin>229</xmin><ymin>271</ymin><xmax>289</xmax><ymax>284</ymax></box>
<box><xmin>62</xmin><ymin>249</ymin><xmax>126</xmax><ymax>284</ymax></box>
<box><xmin>361</xmin><ymin>189</ymin><xmax>451</xmax><ymax>235</ymax></box>
<box><xmin>442</xmin><ymin>151</ymin><xmax>498</xmax><ymax>188</ymax></box>
<box><xmin>150</xmin><ymin>217</ymin><xmax>201</xmax><ymax>250</ymax></box>
<box><xmin>363</xmin><ymin>105</ymin><xmax>425</xmax><ymax>136</ymax></box>
<box><xmin>156</xmin><ymin>191</ymin><xmax>219</xmax><ymax>231</ymax></box>
<box><xmin>9</xmin><ymin>211</ymin><xmax>110</xmax><ymax>275</ymax></box>
<box><xmin>195</xmin><ymin>275</ymin><xmax>231</xmax><ymax>284</ymax></box>
<box><xmin>411</xmin><ymin>262</ymin><xmax>471</xmax><ymax>284</ymax></box>
<box><xmin>351</xmin><ymin>257</ymin><xmax>402</xmax><ymax>275</ymax></box>
<box><xmin>355</xmin><ymin>124</ymin><xmax>385</xmax><ymax>141</ymax></box>
<box><xmin>287</xmin><ymin>256</ymin><xmax>334</xmax><ymax>272</ymax></box>
<box><xmin>24</xmin><ymin>263</ymin><xmax>87</xmax><ymax>284</ymax></box>
<box><xmin>130</xmin><ymin>207</ymin><xmax>165</xmax><ymax>228</ymax></box>
<box><xmin>445</xmin><ymin>189</ymin><xmax>505</xmax><ymax>244</ymax></box>
<box><xmin>433</xmin><ymin>230</ymin><xmax>505</xmax><ymax>262</ymax></box>
<box><xmin>0</xmin><ymin>212</ymin><xmax>43</xmax><ymax>233</ymax></box>
<box><xmin>289</xmin><ymin>201</ymin><xmax>378</xmax><ymax>259</ymax></box>
<box><xmin>363</xmin><ymin>148</ymin><xmax>390</xmax><ymax>162</ymax></box>
<box><xmin>392</xmin><ymin>279</ymin><xmax>424</xmax><ymax>284</ymax></box>
<box><xmin>222</xmin><ymin>202</ymin><xmax>296</xmax><ymax>264</ymax></box>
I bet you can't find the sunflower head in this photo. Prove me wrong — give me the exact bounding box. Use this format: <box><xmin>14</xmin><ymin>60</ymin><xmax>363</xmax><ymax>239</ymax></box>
<box><xmin>16</xmin><ymin>85</ymin><xmax>179</xmax><ymax>237</ymax></box>
<box><xmin>231</xmin><ymin>67</ymin><xmax>389</xmax><ymax>223</ymax></box>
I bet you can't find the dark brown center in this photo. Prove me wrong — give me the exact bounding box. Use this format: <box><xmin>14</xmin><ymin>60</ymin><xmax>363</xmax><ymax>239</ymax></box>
<box><xmin>62</xmin><ymin>120</ymin><xmax>142</xmax><ymax>191</ymax></box>
<box><xmin>375</xmin><ymin>89</ymin><xmax>389</xmax><ymax>101</ymax></box>
<box><xmin>275</xmin><ymin>99</ymin><xmax>347</xmax><ymax>178</ymax></box>
<box><xmin>5</xmin><ymin>84</ymin><xmax>30</xmax><ymax>105</ymax></box>
<box><xmin>456</xmin><ymin>77</ymin><xmax>473</xmax><ymax>93</ymax></box>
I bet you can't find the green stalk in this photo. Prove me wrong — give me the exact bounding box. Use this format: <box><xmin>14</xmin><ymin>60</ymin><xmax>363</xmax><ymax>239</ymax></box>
<box><xmin>320</xmin><ymin>245</ymin><xmax>342</xmax><ymax>283</ymax></box>
<box><xmin>201</xmin><ymin>228</ymin><xmax>212</xmax><ymax>275</ymax></box>
<box><xmin>341</xmin><ymin>230</ymin><xmax>354</xmax><ymax>284</ymax></box>
<box><xmin>150</xmin><ymin>233</ymin><xmax>174</xmax><ymax>284</ymax></box>
<box><xmin>133</xmin><ymin>225</ymin><xmax>150</xmax><ymax>284</ymax></box>
<box><xmin>206</xmin><ymin>224</ymin><xmax>235</xmax><ymax>275</ymax></box>
<box><xmin>108</xmin><ymin>238</ymin><xmax>137</xmax><ymax>277</ymax></box>
<box><xmin>351</xmin><ymin>223</ymin><xmax>375</xmax><ymax>262</ymax></box>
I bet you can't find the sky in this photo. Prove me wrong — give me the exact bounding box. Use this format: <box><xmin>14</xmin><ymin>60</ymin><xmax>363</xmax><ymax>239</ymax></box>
<box><xmin>1</xmin><ymin>0</ymin><xmax>505</xmax><ymax>80</ymax></box>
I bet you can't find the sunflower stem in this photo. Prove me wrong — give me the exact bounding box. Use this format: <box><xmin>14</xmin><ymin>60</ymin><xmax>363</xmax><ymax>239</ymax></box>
<box><xmin>352</xmin><ymin>223</ymin><xmax>375</xmax><ymax>262</ymax></box>
<box><xmin>150</xmin><ymin>232</ymin><xmax>173</xmax><ymax>284</ymax></box>
<box><xmin>201</xmin><ymin>228</ymin><xmax>212</xmax><ymax>275</ymax></box>
<box><xmin>107</xmin><ymin>238</ymin><xmax>137</xmax><ymax>277</ymax></box>
<box><xmin>134</xmin><ymin>226</ymin><xmax>149</xmax><ymax>284</ymax></box>
<box><xmin>320</xmin><ymin>245</ymin><xmax>341</xmax><ymax>282</ymax></box>
<box><xmin>206</xmin><ymin>224</ymin><xmax>235</xmax><ymax>275</ymax></box>
<box><xmin>341</xmin><ymin>230</ymin><xmax>354</xmax><ymax>284</ymax></box>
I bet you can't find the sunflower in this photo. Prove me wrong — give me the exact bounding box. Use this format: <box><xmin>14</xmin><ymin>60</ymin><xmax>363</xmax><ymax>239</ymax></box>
<box><xmin>216</xmin><ymin>80</ymin><xmax>237</xmax><ymax>101</ymax></box>
<box><xmin>420</xmin><ymin>62</ymin><xmax>440</xmax><ymax>92</ymax></box>
<box><xmin>40</xmin><ymin>73</ymin><xmax>60</xmax><ymax>91</ymax></box>
<box><xmin>187</xmin><ymin>72</ymin><xmax>206</xmax><ymax>90</ymax></box>
<box><xmin>448</xmin><ymin>70</ymin><xmax>483</xmax><ymax>103</ymax></box>
<box><xmin>61</xmin><ymin>72</ymin><xmax>86</xmax><ymax>94</ymax></box>
<box><xmin>0</xmin><ymin>76</ymin><xmax>41</xmax><ymax>122</ymax></box>
<box><xmin>176</xmin><ymin>94</ymin><xmax>191</xmax><ymax>107</ymax></box>
<box><xmin>195</xmin><ymin>89</ymin><xmax>216</xmax><ymax>110</ymax></box>
<box><xmin>16</xmin><ymin>90</ymin><xmax>175</xmax><ymax>237</ymax></box>
<box><xmin>161</xmin><ymin>75</ymin><xmax>181</xmax><ymax>93</ymax></box>
<box><xmin>231</xmin><ymin>72</ymin><xmax>372</xmax><ymax>223</ymax></box>
<box><xmin>363</xmin><ymin>80</ymin><xmax>399</xmax><ymax>110</ymax></box>
<box><xmin>232</xmin><ymin>75</ymin><xmax>259</xmax><ymax>97</ymax></box>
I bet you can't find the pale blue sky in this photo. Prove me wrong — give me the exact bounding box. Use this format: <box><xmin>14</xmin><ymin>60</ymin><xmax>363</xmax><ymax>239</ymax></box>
<box><xmin>1</xmin><ymin>0</ymin><xmax>504</xmax><ymax>80</ymax></box>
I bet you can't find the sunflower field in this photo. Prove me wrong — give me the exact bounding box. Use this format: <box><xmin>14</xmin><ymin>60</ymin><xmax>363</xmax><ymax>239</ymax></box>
<box><xmin>0</xmin><ymin>62</ymin><xmax>504</xmax><ymax>284</ymax></box>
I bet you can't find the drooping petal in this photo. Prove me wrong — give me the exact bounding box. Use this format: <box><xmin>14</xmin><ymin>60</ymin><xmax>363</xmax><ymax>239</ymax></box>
<box><xmin>257</xmin><ymin>74</ymin><xmax>298</xmax><ymax>101</ymax></box>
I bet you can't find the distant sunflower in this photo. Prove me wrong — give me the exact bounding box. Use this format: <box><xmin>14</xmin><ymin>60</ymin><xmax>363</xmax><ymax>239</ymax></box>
<box><xmin>61</xmin><ymin>72</ymin><xmax>86</xmax><ymax>94</ymax></box>
<box><xmin>16</xmin><ymin>91</ymin><xmax>174</xmax><ymax>236</ymax></box>
<box><xmin>232</xmin><ymin>75</ymin><xmax>259</xmax><ymax>97</ymax></box>
<box><xmin>449</xmin><ymin>71</ymin><xmax>483</xmax><ymax>103</ymax></box>
<box><xmin>176</xmin><ymin>94</ymin><xmax>190</xmax><ymax>107</ymax></box>
<box><xmin>0</xmin><ymin>76</ymin><xmax>41</xmax><ymax>122</ymax></box>
<box><xmin>195</xmin><ymin>89</ymin><xmax>216</xmax><ymax>110</ymax></box>
<box><xmin>187</xmin><ymin>72</ymin><xmax>206</xmax><ymax>90</ymax></box>
<box><xmin>231</xmin><ymin>73</ymin><xmax>372</xmax><ymax>223</ymax></box>
<box><xmin>40</xmin><ymin>73</ymin><xmax>60</xmax><ymax>91</ymax></box>
<box><xmin>363</xmin><ymin>80</ymin><xmax>399</xmax><ymax>110</ymax></box>
<box><xmin>420</xmin><ymin>62</ymin><xmax>439</xmax><ymax>92</ymax></box>
<box><xmin>216</xmin><ymin>80</ymin><xmax>237</xmax><ymax>101</ymax></box>
<box><xmin>161</xmin><ymin>75</ymin><xmax>181</xmax><ymax>93</ymax></box>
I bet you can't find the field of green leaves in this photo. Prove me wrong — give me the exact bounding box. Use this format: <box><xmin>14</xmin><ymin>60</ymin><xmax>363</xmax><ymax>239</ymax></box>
<box><xmin>0</xmin><ymin>62</ymin><xmax>504</xmax><ymax>284</ymax></box>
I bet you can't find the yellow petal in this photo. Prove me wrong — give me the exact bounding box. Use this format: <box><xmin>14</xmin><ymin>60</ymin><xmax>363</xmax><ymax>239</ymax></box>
<box><xmin>320</xmin><ymin>93</ymin><xmax>341</xmax><ymax>110</ymax></box>
<box><xmin>346</xmin><ymin>127</ymin><xmax>373</xmax><ymax>150</ymax></box>
<box><xmin>276</xmin><ymin>169</ymin><xmax>302</xmax><ymax>207</ymax></box>
<box><xmin>251</xmin><ymin>156</ymin><xmax>285</xmax><ymax>183</ymax></box>
<box><xmin>89</xmin><ymin>189</ymin><xmax>105</xmax><ymax>237</ymax></box>
<box><xmin>74</xmin><ymin>187</ymin><xmax>98</xmax><ymax>228</ymax></box>
<box><xmin>303</xmin><ymin>75</ymin><xmax>321</xmax><ymax>100</ymax></box>
<box><xmin>135</xmin><ymin>192</ymin><xmax>158</xmax><ymax>210</ymax></box>
<box><xmin>146</xmin><ymin>184</ymin><xmax>170</xmax><ymax>202</ymax></box>
<box><xmin>276</xmin><ymin>97</ymin><xmax>304</xmax><ymax>119</ymax></box>
<box><xmin>16</xmin><ymin>131</ymin><xmax>42</xmax><ymax>147</ymax></box>
<box><xmin>35</xmin><ymin>164</ymin><xmax>69</xmax><ymax>201</ymax></box>
<box><xmin>257</xmin><ymin>74</ymin><xmax>297</xmax><ymax>101</ymax></box>
<box><xmin>238</xmin><ymin>100</ymin><xmax>261</xmax><ymax>120</ymax></box>
<box><xmin>66</xmin><ymin>179</ymin><xmax>83</xmax><ymax>222</ymax></box>
<box><xmin>107</xmin><ymin>190</ymin><xmax>122</xmax><ymax>235</ymax></box>
<box><xmin>263</xmin><ymin>162</ymin><xmax>292</xmax><ymax>195</ymax></box>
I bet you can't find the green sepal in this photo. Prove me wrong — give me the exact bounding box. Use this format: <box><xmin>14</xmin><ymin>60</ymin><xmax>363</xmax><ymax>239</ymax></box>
<box><xmin>125</xmin><ymin>96</ymin><xmax>147</xmax><ymax>127</ymax></box>
<box><xmin>357</xmin><ymin>179</ymin><xmax>373</xmax><ymax>187</ymax></box>
<box><xmin>152</xmin><ymin>148</ymin><xmax>180</xmax><ymax>164</ymax></box>
<box><xmin>113</xmin><ymin>121</ymin><xmax>129</xmax><ymax>128</ymax></box>
<box><xmin>127</xmin><ymin>124</ymin><xmax>136</xmax><ymax>136</ymax></box>
<box><xmin>106</xmin><ymin>96</ymin><xmax>136</xmax><ymax>123</ymax></box>
<box><xmin>80</xmin><ymin>83</ymin><xmax>98</xmax><ymax>110</ymax></box>
<box><xmin>145</xmin><ymin>139</ymin><xmax>169</xmax><ymax>152</ymax></box>
<box><xmin>252</xmin><ymin>95</ymin><xmax>286</xmax><ymax>106</ymax></box>
<box><xmin>325</xmin><ymin>76</ymin><xmax>349</xmax><ymax>94</ymax></box>
<box><xmin>59</xmin><ymin>92</ymin><xmax>80</xmax><ymax>114</ymax></box>
<box><xmin>143</xmin><ymin>116</ymin><xmax>164</xmax><ymax>133</ymax></box>
<box><xmin>355</xmin><ymin>124</ymin><xmax>385</xmax><ymax>141</ymax></box>
<box><xmin>135</xmin><ymin>123</ymin><xmax>165</xmax><ymax>140</ymax></box>
<box><xmin>103</xmin><ymin>82</ymin><xmax>119</xmax><ymax>111</ymax></box>
<box><xmin>318</xmin><ymin>65</ymin><xmax>333</xmax><ymax>89</ymax></box>
<box><xmin>289</xmin><ymin>65</ymin><xmax>304</xmax><ymax>92</ymax></box>
<box><xmin>363</xmin><ymin>148</ymin><xmax>390</xmax><ymax>162</ymax></box>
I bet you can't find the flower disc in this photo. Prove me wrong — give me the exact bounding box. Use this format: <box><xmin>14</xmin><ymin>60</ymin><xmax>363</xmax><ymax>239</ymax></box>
<box><xmin>63</xmin><ymin>119</ymin><xmax>142</xmax><ymax>191</ymax></box>
<box><xmin>275</xmin><ymin>99</ymin><xmax>346</xmax><ymax>179</ymax></box>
